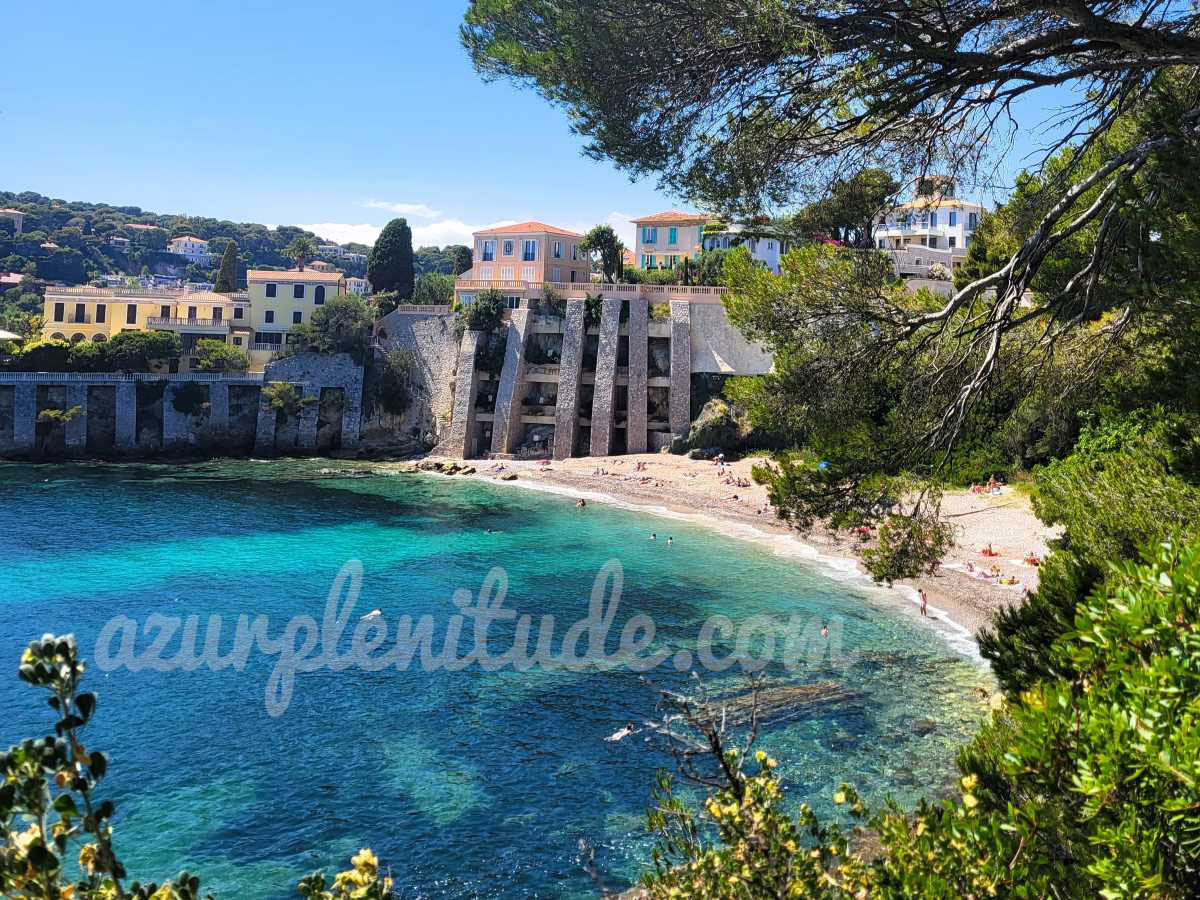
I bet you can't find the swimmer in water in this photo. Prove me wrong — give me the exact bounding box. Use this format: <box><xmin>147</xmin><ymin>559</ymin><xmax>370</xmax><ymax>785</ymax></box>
<box><xmin>605</xmin><ymin>722</ymin><xmax>637</xmax><ymax>742</ymax></box>
<box><xmin>359</xmin><ymin>608</ymin><xmax>383</xmax><ymax>621</ymax></box>
<box><xmin>667</xmin><ymin>537</ymin><xmax>673</xmax><ymax>545</ymax></box>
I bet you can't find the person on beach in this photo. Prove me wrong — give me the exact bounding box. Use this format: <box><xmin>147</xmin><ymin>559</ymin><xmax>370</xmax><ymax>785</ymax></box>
<box><xmin>919</xmin><ymin>589</ymin><xmax>929</xmax><ymax>616</ymax></box>
<box><xmin>576</xmin><ymin>499</ymin><xmax>586</xmax><ymax>508</ymax></box>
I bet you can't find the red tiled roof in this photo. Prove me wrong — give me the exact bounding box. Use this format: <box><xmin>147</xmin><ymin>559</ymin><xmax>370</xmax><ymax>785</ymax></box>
<box><xmin>631</xmin><ymin>210</ymin><xmax>711</xmax><ymax>225</ymax></box>
<box><xmin>474</xmin><ymin>221</ymin><xmax>583</xmax><ymax>237</ymax></box>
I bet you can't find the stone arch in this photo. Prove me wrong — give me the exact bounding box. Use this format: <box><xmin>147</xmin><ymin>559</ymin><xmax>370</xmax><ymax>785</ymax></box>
<box><xmin>70</xmin><ymin>333</ymin><xmax>86</xmax><ymax>344</ymax></box>
<box><xmin>50</xmin><ymin>332</ymin><xmax>66</xmax><ymax>341</ymax></box>
<box><xmin>93</xmin><ymin>333</ymin><xmax>107</xmax><ymax>342</ymax></box>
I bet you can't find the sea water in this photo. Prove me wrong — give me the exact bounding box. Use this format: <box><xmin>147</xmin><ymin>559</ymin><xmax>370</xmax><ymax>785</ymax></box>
<box><xmin>0</xmin><ymin>460</ymin><xmax>991</xmax><ymax>898</ymax></box>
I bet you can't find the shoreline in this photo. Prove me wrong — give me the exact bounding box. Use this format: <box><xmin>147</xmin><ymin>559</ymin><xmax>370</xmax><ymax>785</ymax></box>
<box><xmin>406</xmin><ymin>453</ymin><xmax>1061</xmax><ymax>651</ymax></box>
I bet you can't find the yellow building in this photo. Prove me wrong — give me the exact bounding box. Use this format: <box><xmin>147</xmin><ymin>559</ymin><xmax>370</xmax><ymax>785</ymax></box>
<box><xmin>41</xmin><ymin>269</ymin><xmax>347</xmax><ymax>373</ymax></box>
<box><xmin>245</xmin><ymin>269</ymin><xmax>346</xmax><ymax>371</ymax></box>
<box><xmin>43</xmin><ymin>286</ymin><xmax>252</xmax><ymax>370</ymax></box>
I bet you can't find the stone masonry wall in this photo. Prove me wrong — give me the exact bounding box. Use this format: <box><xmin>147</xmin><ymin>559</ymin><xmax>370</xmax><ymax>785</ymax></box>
<box><xmin>553</xmin><ymin>299</ymin><xmax>586</xmax><ymax>460</ymax></box>
<box><xmin>669</xmin><ymin>300</ymin><xmax>692</xmax><ymax>437</ymax></box>
<box><xmin>625</xmin><ymin>298</ymin><xmax>649</xmax><ymax>454</ymax></box>
<box><xmin>589</xmin><ymin>298</ymin><xmax>622</xmax><ymax>456</ymax></box>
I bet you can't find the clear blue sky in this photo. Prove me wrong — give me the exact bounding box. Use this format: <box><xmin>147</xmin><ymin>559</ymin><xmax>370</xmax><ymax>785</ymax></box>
<box><xmin>2</xmin><ymin>1</ymin><xmax>1074</xmax><ymax>248</ymax></box>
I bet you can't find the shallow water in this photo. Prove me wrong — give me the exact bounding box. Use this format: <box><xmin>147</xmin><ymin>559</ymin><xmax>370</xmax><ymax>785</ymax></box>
<box><xmin>0</xmin><ymin>460</ymin><xmax>991</xmax><ymax>898</ymax></box>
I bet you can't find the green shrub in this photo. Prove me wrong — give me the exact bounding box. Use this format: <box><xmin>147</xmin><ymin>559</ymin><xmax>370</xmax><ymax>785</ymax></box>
<box><xmin>104</xmin><ymin>330</ymin><xmax>180</xmax><ymax>372</ymax></box>
<box><xmin>170</xmin><ymin>382</ymin><xmax>208</xmax><ymax>416</ymax></box>
<box><xmin>192</xmin><ymin>338</ymin><xmax>249</xmax><ymax>373</ymax></box>
<box><xmin>14</xmin><ymin>339</ymin><xmax>71</xmax><ymax>372</ymax></box>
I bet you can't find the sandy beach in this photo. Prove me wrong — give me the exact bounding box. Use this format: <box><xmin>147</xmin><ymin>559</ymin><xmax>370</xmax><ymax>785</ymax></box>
<box><xmin>417</xmin><ymin>452</ymin><xmax>1061</xmax><ymax>641</ymax></box>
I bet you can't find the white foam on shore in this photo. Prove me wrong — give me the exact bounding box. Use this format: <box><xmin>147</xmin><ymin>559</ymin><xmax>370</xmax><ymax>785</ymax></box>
<box><xmin>457</xmin><ymin>470</ymin><xmax>982</xmax><ymax>662</ymax></box>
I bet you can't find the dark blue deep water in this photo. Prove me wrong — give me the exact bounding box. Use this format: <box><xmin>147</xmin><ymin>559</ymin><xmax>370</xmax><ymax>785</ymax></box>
<box><xmin>0</xmin><ymin>460</ymin><xmax>990</xmax><ymax>897</ymax></box>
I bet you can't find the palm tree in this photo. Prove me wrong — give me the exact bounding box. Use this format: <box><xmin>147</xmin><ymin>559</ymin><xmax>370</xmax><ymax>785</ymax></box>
<box><xmin>285</xmin><ymin>235</ymin><xmax>316</xmax><ymax>271</ymax></box>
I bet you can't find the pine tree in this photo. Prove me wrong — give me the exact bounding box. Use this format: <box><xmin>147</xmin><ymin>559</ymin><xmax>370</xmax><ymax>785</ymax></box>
<box><xmin>368</xmin><ymin>218</ymin><xmax>415</xmax><ymax>298</ymax></box>
<box><xmin>214</xmin><ymin>240</ymin><xmax>238</xmax><ymax>293</ymax></box>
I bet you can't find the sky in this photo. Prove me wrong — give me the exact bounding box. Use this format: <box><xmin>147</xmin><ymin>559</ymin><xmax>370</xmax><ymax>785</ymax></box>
<box><xmin>2</xmin><ymin>2</ymin><xmax>1079</xmax><ymax>250</ymax></box>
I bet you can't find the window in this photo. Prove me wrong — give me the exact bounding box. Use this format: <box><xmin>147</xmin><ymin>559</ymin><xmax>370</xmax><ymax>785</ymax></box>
<box><xmin>521</xmin><ymin>266</ymin><xmax>535</xmax><ymax>281</ymax></box>
<box><xmin>949</xmin><ymin>211</ymin><xmax>957</xmax><ymax>227</ymax></box>
<box><xmin>878</xmin><ymin>216</ymin><xmax>886</xmax><ymax>225</ymax></box>
<box><xmin>642</xmin><ymin>226</ymin><xmax>658</xmax><ymax>243</ymax></box>
<box><xmin>929</xmin><ymin>237</ymin><xmax>938</xmax><ymax>248</ymax></box>
<box><xmin>501</xmin><ymin>266</ymin><xmax>514</xmax><ymax>280</ymax></box>
<box><xmin>187</xmin><ymin>306</ymin><xmax>197</xmax><ymax>320</ymax></box>
<box><xmin>522</xmin><ymin>240</ymin><xmax>537</xmax><ymax>261</ymax></box>
<box><xmin>930</xmin><ymin>212</ymin><xmax>938</xmax><ymax>227</ymax></box>
<box><xmin>234</xmin><ymin>307</ymin><xmax>244</xmax><ymax>319</ymax></box>
<box><xmin>74</xmin><ymin>303</ymin><xmax>85</xmax><ymax>323</ymax></box>
<box><xmin>480</xmin><ymin>266</ymin><xmax>494</xmax><ymax>280</ymax></box>
<box><xmin>265</xmin><ymin>310</ymin><xmax>275</xmax><ymax>323</ymax></box>
<box><xmin>551</xmin><ymin>267</ymin><xmax>561</xmax><ymax>281</ymax></box>
<box><xmin>314</xmin><ymin>285</ymin><xmax>325</xmax><ymax>305</ymax></box>
<box><xmin>878</xmin><ymin>239</ymin><xmax>885</xmax><ymax>249</ymax></box>
<box><xmin>481</xmin><ymin>240</ymin><xmax>496</xmax><ymax>261</ymax></box>
<box><xmin>552</xmin><ymin>240</ymin><xmax>562</xmax><ymax>258</ymax></box>
<box><xmin>648</xmin><ymin>254</ymin><xmax>657</xmax><ymax>269</ymax></box>
<box><xmin>96</xmin><ymin>304</ymin><xmax>106</xmax><ymax>324</ymax></box>
<box><xmin>233</xmin><ymin>337</ymin><xmax>242</xmax><ymax>346</ymax></box>
<box><xmin>668</xmin><ymin>226</ymin><xmax>677</xmax><ymax>245</ymax></box>
<box><xmin>767</xmin><ymin>241</ymin><xmax>775</xmax><ymax>250</ymax></box>
<box><xmin>53</xmin><ymin>302</ymin><xmax>64</xmax><ymax>322</ymax></box>
<box><xmin>254</xmin><ymin>332</ymin><xmax>283</xmax><ymax>346</ymax></box>
<box><xmin>571</xmin><ymin>244</ymin><xmax>579</xmax><ymax>260</ymax></box>
<box><xmin>948</xmin><ymin>236</ymin><xmax>956</xmax><ymax>248</ymax></box>
<box><xmin>293</xmin><ymin>311</ymin><xmax>302</xmax><ymax>324</ymax></box>
<box><xmin>293</xmin><ymin>284</ymin><xmax>304</xmax><ymax>299</ymax></box>
<box><xmin>965</xmin><ymin>236</ymin><xmax>972</xmax><ymax>247</ymax></box>
<box><xmin>570</xmin><ymin>270</ymin><xmax>577</xmax><ymax>283</ymax></box>
<box><xmin>126</xmin><ymin>304</ymin><xmax>137</xmax><ymax>325</ymax></box>
<box><xmin>160</xmin><ymin>305</ymin><xmax>171</xmax><ymax>318</ymax></box>
<box><xmin>505</xmin><ymin>296</ymin><xmax>521</xmax><ymax>310</ymax></box>
<box><xmin>212</xmin><ymin>307</ymin><xmax>222</xmax><ymax>321</ymax></box>
<box><xmin>266</xmin><ymin>283</ymin><xmax>277</xmax><ymax>298</ymax></box>
<box><xmin>968</xmin><ymin>212</ymin><xmax>978</xmax><ymax>230</ymax></box>
<box><xmin>502</xmin><ymin>240</ymin><xmax>514</xmax><ymax>256</ymax></box>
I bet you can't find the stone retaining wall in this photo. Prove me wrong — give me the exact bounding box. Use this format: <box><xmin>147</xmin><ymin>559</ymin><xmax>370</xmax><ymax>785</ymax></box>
<box><xmin>0</xmin><ymin>353</ymin><xmax>363</xmax><ymax>459</ymax></box>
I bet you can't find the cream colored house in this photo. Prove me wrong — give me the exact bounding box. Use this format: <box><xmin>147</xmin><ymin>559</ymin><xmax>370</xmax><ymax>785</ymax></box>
<box><xmin>631</xmin><ymin>211</ymin><xmax>709</xmax><ymax>270</ymax></box>
<box><xmin>872</xmin><ymin>178</ymin><xmax>985</xmax><ymax>277</ymax></box>
<box><xmin>467</xmin><ymin>222</ymin><xmax>589</xmax><ymax>287</ymax></box>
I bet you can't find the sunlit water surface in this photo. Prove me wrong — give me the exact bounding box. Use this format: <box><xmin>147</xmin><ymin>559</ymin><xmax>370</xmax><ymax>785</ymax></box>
<box><xmin>0</xmin><ymin>460</ymin><xmax>991</xmax><ymax>898</ymax></box>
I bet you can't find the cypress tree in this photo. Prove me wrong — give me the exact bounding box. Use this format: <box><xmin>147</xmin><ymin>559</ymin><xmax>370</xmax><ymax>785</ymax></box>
<box><xmin>214</xmin><ymin>240</ymin><xmax>238</xmax><ymax>293</ymax></box>
<box><xmin>450</xmin><ymin>244</ymin><xmax>473</xmax><ymax>275</ymax></box>
<box><xmin>368</xmin><ymin>218</ymin><xmax>415</xmax><ymax>298</ymax></box>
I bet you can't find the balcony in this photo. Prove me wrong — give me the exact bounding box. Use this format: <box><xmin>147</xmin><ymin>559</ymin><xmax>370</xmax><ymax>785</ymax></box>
<box><xmin>454</xmin><ymin>279</ymin><xmax>726</xmax><ymax>304</ymax></box>
<box><xmin>250</xmin><ymin>342</ymin><xmax>284</xmax><ymax>352</ymax></box>
<box><xmin>147</xmin><ymin>317</ymin><xmax>231</xmax><ymax>333</ymax></box>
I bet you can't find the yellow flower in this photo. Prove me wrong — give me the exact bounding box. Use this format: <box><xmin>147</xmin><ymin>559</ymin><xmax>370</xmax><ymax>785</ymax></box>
<box><xmin>833</xmin><ymin>791</ymin><xmax>846</xmax><ymax>805</ymax></box>
<box><xmin>755</xmin><ymin>750</ymin><xmax>767</xmax><ymax>764</ymax></box>
<box><xmin>960</xmin><ymin>774</ymin><xmax>978</xmax><ymax>792</ymax></box>
<box><xmin>962</xmin><ymin>793</ymin><xmax>978</xmax><ymax>810</ymax></box>
<box><xmin>79</xmin><ymin>842</ymin><xmax>99</xmax><ymax>874</ymax></box>
<box><xmin>784</xmin><ymin>840</ymin><xmax>797</xmax><ymax>853</ymax></box>
<box><xmin>351</xmin><ymin>847</ymin><xmax>378</xmax><ymax>870</ymax></box>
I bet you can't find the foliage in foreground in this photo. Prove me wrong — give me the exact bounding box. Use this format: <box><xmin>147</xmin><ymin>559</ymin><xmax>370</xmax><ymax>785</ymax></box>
<box><xmin>287</xmin><ymin>295</ymin><xmax>376</xmax><ymax>362</ymax></box>
<box><xmin>644</xmin><ymin>537</ymin><xmax>1200</xmax><ymax>898</ymax></box>
<box><xmin>0</xmin><ymin>636</ymin><xmax>390</xmax><ymax>900</ymax></box>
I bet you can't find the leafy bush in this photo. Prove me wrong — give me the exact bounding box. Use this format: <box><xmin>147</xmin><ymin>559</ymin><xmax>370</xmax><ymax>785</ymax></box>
<box><xmin>104</xmin><ymin>330</ymin><xmax>180</xmax><ymax>372</ymax></box>
<box><xmin>12</xmin><ymin>339</ymin><xmax>71</xmax><ymax>372</ymax></box>
<box><xmin>457</xmin><ymin>288</ymin><xmax>505</xmax><ymax>334</ymax></box>
<box><xmin>192</xmin><ymin>338</ymin><xmax>248</xmax><ymax>373</ymax></box>
<box><xmin>0</xmin><ymin>634</ymin><xmax>390</xmax><ymax>899</ymax></box>
<box><xmin>375</xmin><ymin>348</ymin><xmax>414</xmax><ymax>416</ymax></box>
<box><xmin>643</xmin><ymin>537</ymin><xmax>1200</xmax><ymax>897</ymax></box>
<box><xmin>288</xmin><ymin>295</ymin><xmax>376</xmax><ymax>361</ymax></box>
<box><xmin>412</xmin><ymin>272</ymin><xmax>454</xmax><ymax>305</ymax></box>
<box><xmin>262</xmin><ymin>381</ymin><xmax>316</xmax><ymax>424</ymax></box>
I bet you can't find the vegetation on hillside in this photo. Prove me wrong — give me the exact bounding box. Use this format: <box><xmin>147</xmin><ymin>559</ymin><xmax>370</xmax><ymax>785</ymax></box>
<box><xmin>0</xmin><ymin>190</ymin><xmax>367</xmax><ymax>287</ymax></box>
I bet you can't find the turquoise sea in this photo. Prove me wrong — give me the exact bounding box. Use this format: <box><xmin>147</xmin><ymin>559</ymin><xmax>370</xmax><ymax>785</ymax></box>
<box><xmin>0</xmin><ymin>460</ymin><xmax>991</xmax><ymax>898</ymax></box>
